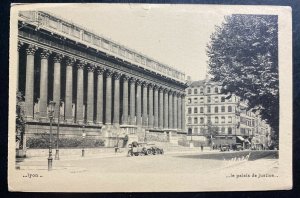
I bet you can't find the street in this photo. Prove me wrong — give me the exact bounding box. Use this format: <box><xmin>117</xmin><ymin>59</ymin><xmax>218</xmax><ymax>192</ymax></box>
<box><xmin>10</xmin><ymin>150</ymin><xmax>279</xmax><ymax>192</ymax></box>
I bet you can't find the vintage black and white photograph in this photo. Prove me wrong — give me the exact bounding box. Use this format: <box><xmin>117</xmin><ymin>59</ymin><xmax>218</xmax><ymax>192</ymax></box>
<box><xmin>8</xmin><ymin>4</ymin><xmax>292</xmax><ymax>192</ymax></box>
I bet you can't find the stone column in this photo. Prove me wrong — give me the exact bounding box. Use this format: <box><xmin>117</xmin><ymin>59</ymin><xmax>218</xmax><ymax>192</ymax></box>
<box><xmin>105</xmin><ymin>69</ymin><xmax>113</xmax><ymax>124</ymax></box>
<box><xmin>53</xmin><ymin>54</ymin><xmax>62</xmax><ymax>121</ymax></box>
<box><xmin>76</xmin><ymin>61</ymin><xmax>85</xmax><ymax>124</ymax></box>
<box><xmin>129</xmin><ymin>77</ymin><xmax>136</xmax><ymax>125</ymax></box>
<box><xmin>148</xmin><ymin>84</ymin><xmax>154</xmax><ymax>128</ymax></box>
<box><xmin>168</xmin><ymin>90</ymin><xmax>173</xmax><ymax>129</ymax></box>
<box><xmin>181</xmin><ymin>94</ymin><xmax>186</xmax><ymax>131</ymax></box>
<box><xmin>142</xmin><ymin>82</ymin><xmax>148</xmax><ymax>127</ymax></box>
<box><xmin>136</xmin><ymin>80</ymin><xmax>142</xmax><ymax>126</ymax></box>
<box><xmin>158</xmin><ymin>87</ymin><xmax>164</xmax><ymax>129</ymax></box>
<box><xmin>39</xmin><ymin>49</ymin><xmax>51</xmax><ymax>120</ymax></box>
<box><xmin>164</xmin><ymin>88</ymin><xmax>169</xmax><ymax>129</ymax></box>
<box><xmin>122</xmin><ymin>75</ymin><xmax>129</xmax><ymax>125</ymax></box>
<box><xmin>153</xmin><ymin>86</ymin><xmax>159</xmax><ymax>128</ymax></box>
<box><xmin>96</xmin><ymin>67</ymin><xmax>104</xmax><ymax>124</ymax></box>
<box><xmin>65</xmin><ymin>57</ymin><xmax>75</xmax><ymax>122</ymax></box>
<box><xmin>87</xmin><ymin>65</ymin><xmax>95</xmax><ymax>124</ymax></box>
<box><xmin>177</xmin><ymin>93</ymin><xmax>182</xmax><ymax>130</ymax></box>
<box><xmin>113</xmin><ymin>72</ymin><xmax>121</xmax><ymax>125</ymax></box>
<box><xmin>173</xmin><ymin>92</ymin><xmax>178</xmax><ymax>129</ymax></box>
<box><xmin>25</xmin><ymin>45</ymin><xmax>37</xmax><ymax>119</ymax></box>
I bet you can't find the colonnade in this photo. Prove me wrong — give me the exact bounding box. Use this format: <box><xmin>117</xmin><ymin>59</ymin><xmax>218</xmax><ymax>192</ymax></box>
<box><xmin>19</xmin><ymin>44</ymin><xmax>186</xmax><ymax>131</ymax></box>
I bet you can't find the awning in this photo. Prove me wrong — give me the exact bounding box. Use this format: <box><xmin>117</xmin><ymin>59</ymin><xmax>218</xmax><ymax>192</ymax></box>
<box><xmin>237</xmin><ymin>136</ymin><xmax>245</xmax><ymax>141</ymax></box>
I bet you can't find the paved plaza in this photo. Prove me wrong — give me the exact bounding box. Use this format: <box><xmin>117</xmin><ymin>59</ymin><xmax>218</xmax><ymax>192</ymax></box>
<box><xmin>12</xmin><ymin>150</ymin><xmax>279</xmax><ymax>192</ymax></box>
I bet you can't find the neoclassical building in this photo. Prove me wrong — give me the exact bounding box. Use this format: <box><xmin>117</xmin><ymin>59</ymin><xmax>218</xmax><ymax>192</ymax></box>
<box><xmin>16</xmin><ymin>11</ymin><xmax>188</xmax><ymax>148</ymax></box>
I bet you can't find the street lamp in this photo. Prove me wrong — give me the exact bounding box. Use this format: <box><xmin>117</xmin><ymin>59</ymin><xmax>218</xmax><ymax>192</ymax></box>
<box><xmin>48</xmin><ymin>101</ymin><xmax>56</xmax><ymax>171</ymax></box>
<box><xmin>55</xmin><ymin>100</ymin><xmax>62</xmax><ymax>160</ymax></box>
<box><xmin>82</xmin><ymin>125</ymin><xmax>86</xmax><ymax>157</ymax></box>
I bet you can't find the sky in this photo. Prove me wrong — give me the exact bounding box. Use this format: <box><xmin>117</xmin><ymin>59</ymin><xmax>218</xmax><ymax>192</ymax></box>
<box><xmin>37</xmin><ymin>4</ymin><xmax>227</xmax><ymax>81</ymax></box>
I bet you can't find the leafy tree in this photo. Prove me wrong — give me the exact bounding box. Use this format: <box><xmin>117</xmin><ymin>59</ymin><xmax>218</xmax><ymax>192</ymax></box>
<box><xmin>206</xmin><ymin>121</ymin><xmax>218</xmax><ymax>146</ymax></box>
<box><xmin>206</xmin><ymin>14</ymin><xmax>279</xmax><ymax>138</ymax></box>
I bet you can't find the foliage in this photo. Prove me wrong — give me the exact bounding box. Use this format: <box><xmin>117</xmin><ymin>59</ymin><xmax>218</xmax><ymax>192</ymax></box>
<box><xmin>16</xmin><ymin>91</ymin><xmax>25</xmax><ymax>148</ymax></box>
<box><xmin>206</xmin><ymin>14</ymin><xmax>279</xmax><ymax>137</ymax></box>
<box><xmin>27</xmin><ymin>134</ymin><xmax>105</xmax><ymax>149</ymax></box>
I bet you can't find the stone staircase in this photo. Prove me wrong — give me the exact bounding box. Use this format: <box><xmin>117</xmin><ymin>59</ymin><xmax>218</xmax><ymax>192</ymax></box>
<box><xmin>149</xmin><ymin>141</ymin><xmax>201</xmax><ymax>153</ymax></box>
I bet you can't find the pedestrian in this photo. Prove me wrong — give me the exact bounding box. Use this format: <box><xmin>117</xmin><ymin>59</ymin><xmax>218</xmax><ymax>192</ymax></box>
<box><xmin>201</xmin><ymin>144</ymin><xmax>203</xmax><ymax>152</ymax></box>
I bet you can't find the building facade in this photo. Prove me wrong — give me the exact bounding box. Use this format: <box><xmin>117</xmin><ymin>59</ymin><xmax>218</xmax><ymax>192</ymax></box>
<box><xmin>185</xmin><ymin>79</ymin><xmax>270</xmax><ymax>148</ymax></box>
<box><xmin>16</xmin><ymin>11</ymin><xmax>188</xmax><ymax>149</ymax></box>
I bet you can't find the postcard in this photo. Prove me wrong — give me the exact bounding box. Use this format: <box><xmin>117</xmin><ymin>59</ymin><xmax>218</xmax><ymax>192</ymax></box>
<box><xmin>8</xmin><ymin>3</ymin><xmax>292</xmax><ymax>192</ymax></box>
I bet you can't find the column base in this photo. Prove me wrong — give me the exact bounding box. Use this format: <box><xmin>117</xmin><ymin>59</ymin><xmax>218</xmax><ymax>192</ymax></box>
<box><xmin>86</xmin><ymin>120</ymin><xmax>94</xmax><ymax>125</ymax></box>
<box><xmin>77</xmin><ymin>120</ymin><xmax>84</xmax><ymax>125</ymax></box>
<box><xmin>65</xmin><ymin>119</ymin><xmax>74</xmax><ymax>124</ymax></box>
<box><xmin>25</xmin><ymin>116</ymin><xmax>34</xmax><ymax>122</ymax></box>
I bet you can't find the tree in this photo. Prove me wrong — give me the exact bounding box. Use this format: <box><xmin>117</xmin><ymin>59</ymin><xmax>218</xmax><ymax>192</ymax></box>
<box><xmin>206</xmin><ymin>14</ymin><xmax>279</xmax><ymax>138</ymax></box>
<box><xmin>206</xmin><ymin>121</ymin><xmax>218</xmax><ymax>146</ymax></box>
<box><xmin>16</xmin><ymin>91</ymin><xmax>26</xmax><ymax>149</ymax></box>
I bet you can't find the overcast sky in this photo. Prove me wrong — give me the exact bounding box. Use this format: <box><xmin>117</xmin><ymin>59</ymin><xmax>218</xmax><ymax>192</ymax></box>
<box><xmin>37</xmin><ymin>4</ymin><xmax>226</xmax><ymax>81</ymax></box>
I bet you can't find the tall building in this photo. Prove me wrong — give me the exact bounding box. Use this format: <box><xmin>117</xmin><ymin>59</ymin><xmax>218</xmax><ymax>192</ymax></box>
<box><xmin>16</xmin><ymin>11</ymin><xmax>188</xmax><ymax>149</ymax></box>
<box><xmin>185</xmin><ymin>79</ymin><xmax>269</xmax><ymax>148</ymax></box>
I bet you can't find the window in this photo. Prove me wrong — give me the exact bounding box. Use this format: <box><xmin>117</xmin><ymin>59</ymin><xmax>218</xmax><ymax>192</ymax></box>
<box><xmin>228</xmin><ymin>106</ymin><xmax>232</xmax><ymax>112</ymax></box>
<box><xmin>207</xmin><ymin>96</ymin><xmax>211</xmax><ymax>103</ymax></box>
<box><xmin>188</xmin><ymin>89</ymin><xmax>192</xmax><ymax>94</ymax></box>
<box><xmin>194</xmin><ymin>89</ymin><xmax>198</xmax><ymax>94</ymax></box>
<box><xmin>194</xmin><ymin>98</ymin><xmax>198</xmax><ymax>103</ymax></box>
<box><xmin>200</xmin><ymin>117</ymin><xmax>204</xmax><ymax>124</ymax></box>
<box><xmin>228</xmin><ymin>127</ymin><xmax>232</xmax><ymax>134</ymax></box>
<box><xmin>207</xmin><ymin>87</ymin><xmax>211</xmax><ymax>93</ymax></box>
<box><xmin>194</xmin><ymin>117</ymin><xmax>198</xmax><ymax>124</ymax></box>
<box><xmin>200</xmin><ymin>97</ymin><xmax>204</xmax><ymax>103</ymax></box>
<box><xmin>214</xmin><ymin>97</ymin><xmax>219</xmax><ymax>103</ymax></box>
<box><xmin>221</xmin><ymin>127</ymin><xmax>225</xmax><ymax>133</ymax></box>
<box><xmin>215</xmin><ymin>106</ymin><xmax>218</xmax><ymax>113</ymax></box>
<box><xmin>207</xmin><ymin>116</ymin><xmax>211</xmax><ymax>123</ymax></box>
<box><xmin>228</xmin><ymin>116</ymin><xmax>232</xmax><ymax>123</ymax></box>
<box><xmin>215</xmin><ymin>117</ymin><xmax>219</xmax><ymax>124</ymax></box>
<box><xmin>188</xmin><ymin>98</ymin><xmax>192</xmax><ymax>104</ymax></box>
<box><xmin>188</xmin><ymin>117</ymin><xmax>192</xmax><ymax>124</ymax></box>
<box><xmin>200</xmin><ymin>87</ymin><xmax>204</xmax><ymax>94</ymax></box>
<box><xmin>221</xmin><ymin>106</ymin><xmax>225</xmax><ymax>112</ymax></box>
<box><xmin>188</xmin><ymin>108</ymin><xmax>192</xmax><ymax>114</ymax></box>
<box><xmin>221</xmin><ymin>97</ymin><xmax>225</xmax><ymax>102</ymax></box>
<box><xmin>215</xmin><ymin>87</ymin><xmax>218</xmax><ymax>93</ymax></box>
<box><xmin>194</xmin><ymin>107</ymin><xmax>198</xmax><ymax>114</ymax></box>
<box><xmin>221</xmin><ymin>116</ymin><xmax>225</xmax><ymax>123</ymax></box>
<box><xmin>207</xmin><ymin>106</ymin><xmax>211</xmax><ymax>113</ymax></box>
<box><xmin>200</xmin><ymin>107</ymin><xmax>204</xmax><ymax>113</ymax></box>
<box><xmin>194</xmin><ymin>127</ymin><xmax>198</xmax><ymax>133</ymax></box>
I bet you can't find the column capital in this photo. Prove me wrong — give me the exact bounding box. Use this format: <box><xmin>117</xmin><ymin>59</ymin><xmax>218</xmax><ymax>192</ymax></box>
<box><xmin>163</xmin><ymin>88</ymin><xmax>169</xmax><ymax>93</ymax></box>
<box><xmin>26</xmin><ymin>44</ymin><xmax>37</xmax><ymax>55</ymax></box>
<box><xmin>129</xmin><ymin>77</ymin><xmax>136</xmax><ymax>84</ymax></box>
<box><xmin>106</xmin><ymin>69</ymin><xmax>114</xmax><ymax>77</ymax></box>
<box><xmin>168</xmin><ymin>89</ymin><xmax>174</xmax><ymax>95</ymax></box>
<box><xmin>148</xmin><ymin>83</ymin><xmax>154</xmax><ymax>89</ymax></box>
<box><xmin>40</xmin><ymin>49</ymin><xmax>51</xmax><ymax>59</ymax></box>
<box><xmin>87</xmin><ymin>64</ymin><xmax>95</xmax><ymax>72</ymax></box>
<box><xmin>181</xmin><ymin>93</ymin><xmax>186</xmax><ymax>98</ymax></box>
<box><xmin>96</xmin><ymin>67</ymin><xmax>105</xmax><ymax>75</ymax></box>
<box><xmin>123</xmin><ymin>74</ymin><xmax>130</xmax><ymax>81</ymax></box>
<box><xmin>153</xmin><ymin>85</ymin><xmax>159</xmax><ymax>91</ymax></box>
<box><xmin>114</xmin><ymin>72</ymin><xmax>122</xmax><ymax>80</ymax></box>
<box><xmin>173</xmin><ymin>91</ymin><xmax>177</xmax><ymax>96</ymax></box>
<box><xmin>136</xmin><ymin>79</ymin><xmax>142</xmax><ymax>86</ymax></box>
<box><xmin>142</xmin><ymin>81</ymin><xmax>148</xmax><ymax>87</ymax></box>
<box><xmin>177</xmin><ymin>92</ymin><xmax>182</xmax><ymax>97</ymax></box>
<box><xmin>53</xmin><ymin>53</ymin><xmax>63</xmax><ymax>63</ymax></box>
<box><xmin>65</xmin><ymin>57</ymin><xmax>76</xmax><ymax>66</ymax></box>
<box><xmin>77</xmin><ymin>61</ymin><xmax>86</xmax><ymax>70</ymax></box>
<box><xmin>18</xmin><ymin>41</ymin><xmax>24</xmax><ymax>51</ymax></box>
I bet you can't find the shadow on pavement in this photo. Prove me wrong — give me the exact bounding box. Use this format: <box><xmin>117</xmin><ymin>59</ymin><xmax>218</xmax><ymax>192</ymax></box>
<box><xmin>175</xmin><ymin>150</ymin><xmax>278</xmax><ymax>161</ymax></box>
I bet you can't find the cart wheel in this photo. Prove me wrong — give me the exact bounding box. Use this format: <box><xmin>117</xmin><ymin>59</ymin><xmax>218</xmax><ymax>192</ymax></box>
<box><xmin>146</xmin><ymin>149</ymin><xmax>152</xmax><ymax>155</ymax></box>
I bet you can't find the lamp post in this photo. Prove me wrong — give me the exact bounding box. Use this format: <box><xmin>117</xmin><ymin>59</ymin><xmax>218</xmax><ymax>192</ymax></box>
<box><xmin>55</xmin><ymin>100</ymin><xmax>62</xmax><ymax>160</ymax></box>
<box><xmin>82</xmin><ymin>125</ymin><xmax>86</xmax><ymax>157</ymax></box>
<box><xmin>48</xmin><ymin>101</ymin><xmax>56</xmax><ymax>171</ymax></box>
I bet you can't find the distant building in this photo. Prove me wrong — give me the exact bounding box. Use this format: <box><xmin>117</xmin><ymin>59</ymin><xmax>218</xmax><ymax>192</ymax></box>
<box><xmin>185</xmin><ymin>78</ymin><xmax>270</xmax><ymax>148</ymax></box>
